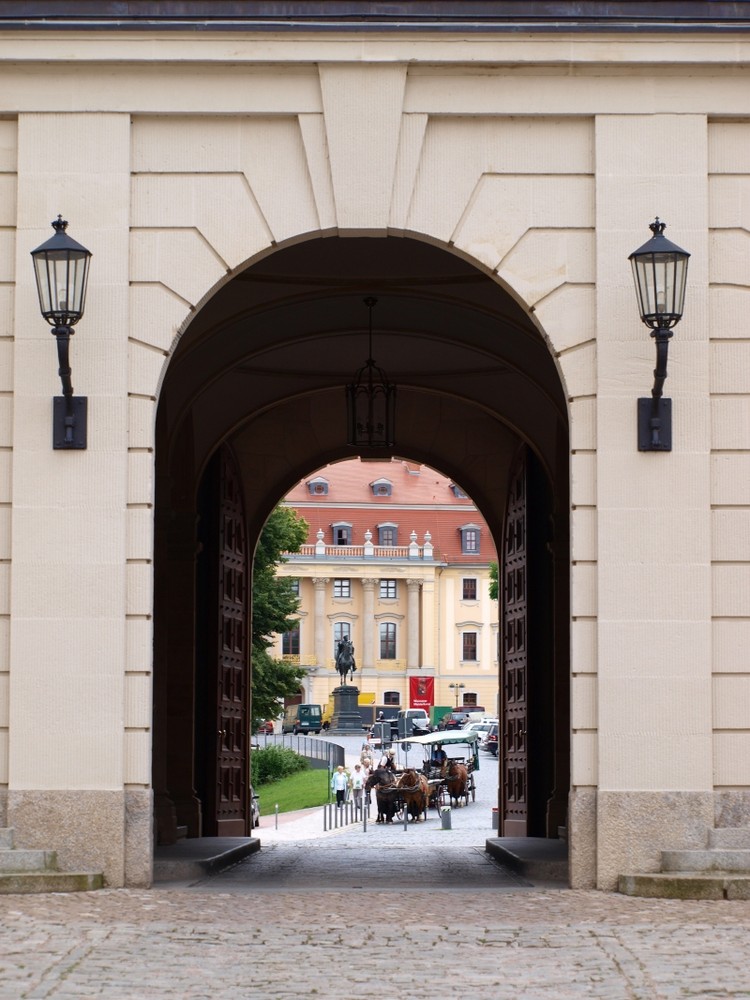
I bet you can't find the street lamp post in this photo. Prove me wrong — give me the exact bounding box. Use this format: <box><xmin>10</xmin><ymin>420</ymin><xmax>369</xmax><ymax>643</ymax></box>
<box><xmin>449</xmin><ymin>682</ymin><xmax>465</xmax><ymax>708</ymax></box>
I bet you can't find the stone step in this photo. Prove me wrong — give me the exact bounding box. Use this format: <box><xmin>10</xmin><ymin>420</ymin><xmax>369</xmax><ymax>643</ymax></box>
<box><xmin>661</xmin><ymin>849</ymin><xmax>750</xmax><ymax>873</ymax></box>
<box><xmin>620</xmin><ymin>872</ymin><xmax>750</xmax><ymax>901</ymax></box>
<box><xmin>708</xmin><ymin>827</ymin><xmax>750</xmax><ymax>849</ymax></box>
<box><xmin>0</xmin><ymin>871</ymin><xmax>103</xmax><ymax>895</ymax></box>
<box><xmin>0</xmin><ymin>848</ymin><xmax>58</xmax><ymax>873</ymax></box>
<box><xmin>0</xmin><ymin>828</ymin><xmax>13</xmax><ymax>850</ymax></box>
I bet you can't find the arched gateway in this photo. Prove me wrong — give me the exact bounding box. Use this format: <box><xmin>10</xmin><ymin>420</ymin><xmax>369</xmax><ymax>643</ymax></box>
<box><xmin>152</xmin><ymin>234</ymin><xmax>571</xmax><ymax>866</ymax></box>
<box><xmin>9</xmin><ymin>9</ymin><xmax>747</xmax><ymax>897</ymax></box>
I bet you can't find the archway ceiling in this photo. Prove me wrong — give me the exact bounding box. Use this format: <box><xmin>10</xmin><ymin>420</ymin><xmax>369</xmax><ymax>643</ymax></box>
<box><xmin>161</xmin><ymin>237</ymin><xmax>568</xmax><ymax>478</ymax></box>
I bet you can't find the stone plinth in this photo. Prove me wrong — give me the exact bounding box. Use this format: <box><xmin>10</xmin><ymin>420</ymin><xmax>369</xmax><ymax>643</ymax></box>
<box><xmin>329</xmin><ymin>685</ymin><xmax>363</xmax><ymax>734</ymax></box>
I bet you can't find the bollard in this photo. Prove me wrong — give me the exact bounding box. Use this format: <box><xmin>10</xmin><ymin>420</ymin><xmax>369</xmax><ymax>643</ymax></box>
<box><xmin>275</xmin><ymin>803</ymin><xmax>279</xmax><ymax>830</ymax></box>
<box><xmin>491</xmin><ymin>807</ymin><xmax>499</xmax><ymax>830</ymax></box>
<box><xmin>403</xmin><ymin>804</ymin><xmax>408</xmax><ymax>831</ymax></box>
<box><xmin>440</xmin><ymin>806</ymin><xmax>452</xmax><ymax>830</ymax></box>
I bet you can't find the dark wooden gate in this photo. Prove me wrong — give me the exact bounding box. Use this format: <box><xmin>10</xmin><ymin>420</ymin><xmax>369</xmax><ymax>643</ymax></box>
<box><xmin>501</xmin><ymin>449</ymin><xmax>529</xmax><ymax>836</ymax></box>
<box><xmin>198</xmin><ymin>445</ymin><xmax>250</xmax><ymax>836</ymax></box>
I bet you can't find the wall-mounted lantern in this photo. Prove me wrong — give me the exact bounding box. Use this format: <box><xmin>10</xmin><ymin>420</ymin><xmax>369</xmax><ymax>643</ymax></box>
<box><xmin>30</xmin><ymin>216</ymin><xmax>92</xmax><ymax>449</ymax></box>
<box><xmin>629</xmin><ymin>218</ymin><xmax>690</xmax><ymax>452</ymax></box>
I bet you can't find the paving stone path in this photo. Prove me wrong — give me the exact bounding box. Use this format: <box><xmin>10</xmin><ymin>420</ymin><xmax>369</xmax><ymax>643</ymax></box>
<box><xmin>2</xmin><ymin>880</ymin><xmax>750</xmax><ymax>999</ymax></box>
<box><xmin>2</xmin><ymin>739</ymin><xmax>750</xmax><ymax>998</ymax></box>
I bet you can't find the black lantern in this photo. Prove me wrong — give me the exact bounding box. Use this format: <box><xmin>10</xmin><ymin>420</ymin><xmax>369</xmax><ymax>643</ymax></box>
<box><xmin>346</xmin><ymin>296</ymin><xmax>396</xmax><ymax>449</ymax></box>
<box><xmin>629</xmin><ymin>218</ymin><xmax>690</xmax><ymax>451</ymax></box>
<box><xmin>30</xmin><ymin>216</ymin><xmax>92</xmax><ymax>449</ymax></box>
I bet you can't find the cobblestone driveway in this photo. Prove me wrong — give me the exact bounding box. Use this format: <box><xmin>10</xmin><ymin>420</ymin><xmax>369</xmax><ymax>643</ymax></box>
<box><xmin>3</xmin><ymin>738</ymin><xmax>750</xmax><ymax>999</ymax></box>
<box><xmin>2</xmin><ymin>859</ymin><xmax>750</xmax><ymax>998</ymax></box>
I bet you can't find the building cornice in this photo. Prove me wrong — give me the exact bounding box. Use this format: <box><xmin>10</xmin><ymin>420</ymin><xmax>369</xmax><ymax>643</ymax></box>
<box><xmin>3</xmin><ymin>2</ymin><xmax>750</xmax><ymax>34</ymax></box>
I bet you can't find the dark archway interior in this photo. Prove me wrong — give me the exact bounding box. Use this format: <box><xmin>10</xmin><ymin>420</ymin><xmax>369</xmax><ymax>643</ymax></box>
<box><xmin>152</xmin><ymin>236</ymin><xmax>570</xmax><ymax>846</ymax></box>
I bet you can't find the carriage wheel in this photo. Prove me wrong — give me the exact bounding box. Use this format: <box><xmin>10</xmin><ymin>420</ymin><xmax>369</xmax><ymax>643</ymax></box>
<box><xmin>471</xmin><ymin>782</ymin><xmax>476</xmax><ymax>802</ymax></box>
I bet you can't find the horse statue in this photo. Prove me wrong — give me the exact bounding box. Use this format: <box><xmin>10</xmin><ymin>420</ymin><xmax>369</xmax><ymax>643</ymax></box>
<box><xmin>335</xmin><ymin>636</ymin><xmax>357</xmax><ymax>685</ymax></box>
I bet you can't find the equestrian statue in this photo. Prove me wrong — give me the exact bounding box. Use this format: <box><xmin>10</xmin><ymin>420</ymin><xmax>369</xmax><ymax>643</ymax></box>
<box><xmin>335</xmin><ymin>636</ymin><xmax>357</xmax><ymax>685</ymax></box>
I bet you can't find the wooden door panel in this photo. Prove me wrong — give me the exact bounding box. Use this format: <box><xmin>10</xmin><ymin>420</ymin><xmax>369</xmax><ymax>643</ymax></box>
<box><xmin>212</xmin><ymin>447</ymin><xmax>249</xmax><ymax>836</ymax></box>
<box><xmin>502</xmin><ymin>450</ymin><xmax>528</xmax><ymax>836</ymax></box>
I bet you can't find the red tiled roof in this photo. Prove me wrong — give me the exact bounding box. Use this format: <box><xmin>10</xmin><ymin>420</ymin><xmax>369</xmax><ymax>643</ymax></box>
<box><xmin>283</xmin><ymin>458</ymin><xmax>497</xmax><ymax>563</ymax></box>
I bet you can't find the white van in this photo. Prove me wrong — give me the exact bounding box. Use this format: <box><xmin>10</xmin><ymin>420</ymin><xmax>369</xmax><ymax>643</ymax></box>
<box><xmin>396</xmin><ymin>708</ymin><xmax>431</xmax><ymax>735</ymax></box>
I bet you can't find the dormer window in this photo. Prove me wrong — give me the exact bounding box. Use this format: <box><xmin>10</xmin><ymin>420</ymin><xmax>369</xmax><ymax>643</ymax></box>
<box><xmin>370</xmin><ymin>478</ymin><xmax>392</xmax><ymax>497</ymax></box>
<box><xmin>307</xmin><ymin>477</ymin><xmax>329</xmax><ymax>496</ymax></box>
<box><xmin>460</xmin><ymin>524</ymin><xmax>481</xmax><ymax>554</ymax></box>
<box><xmin>332</xmin><ymin>522</ymin><xmax>352</xmax><ymax>545</ymax></box>
<box><xmin>377</xmin><ymin>523</ymin><xmax>398</xmax><ymax>546</ymax></box>
<box><xmin>451</xmin><ymin>482</ymin><xmax>468</xmax><ymax>498</ymax></box>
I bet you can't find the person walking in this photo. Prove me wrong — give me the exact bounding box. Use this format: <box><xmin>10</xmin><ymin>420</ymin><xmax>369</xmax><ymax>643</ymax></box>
<box><xmin>331</xmin><ymin>765</ymin><xmax>349</xmax><ymax>807</ymax></box>
<box><xmin>350</xmin><ymin>763</ymin><xmax>364</xmax><ymax>813</ymax></box>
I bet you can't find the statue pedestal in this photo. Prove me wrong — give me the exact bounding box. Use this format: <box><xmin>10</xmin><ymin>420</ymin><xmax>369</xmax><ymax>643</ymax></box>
<box><xmin>329</xmin><ymin>685</ymin><xmax>362</xmax><ymax>734</ymax></box>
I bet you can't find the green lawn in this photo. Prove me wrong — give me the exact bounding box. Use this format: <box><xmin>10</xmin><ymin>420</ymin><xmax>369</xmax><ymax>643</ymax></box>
<box><xmin>256</xmin><ymin>767</ymin><xmax>331</xmax><ymax>815</ymax></box>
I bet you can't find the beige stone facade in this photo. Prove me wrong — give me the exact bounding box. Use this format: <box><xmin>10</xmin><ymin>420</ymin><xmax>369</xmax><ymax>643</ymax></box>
<box><xmin>0</xmin><ymin>5</ymin><xmax>748</xmax><ymax>890</ymax></box>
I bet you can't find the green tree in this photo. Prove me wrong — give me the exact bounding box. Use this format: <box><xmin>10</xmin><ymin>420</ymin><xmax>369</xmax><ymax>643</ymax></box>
<box><xmin>489</xmin><ymin>561</ymin><xmax>499</xmax><ymax>602</ymax></box>
<box><xmin>251</xmin><ymin>506</ymin><xmax>309</xmax><ymax>729</ymax></box>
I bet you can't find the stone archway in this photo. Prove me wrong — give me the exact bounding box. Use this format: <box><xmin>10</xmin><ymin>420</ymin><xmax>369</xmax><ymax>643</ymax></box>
<box><xmin>152</xmin><ymin>234</ymin><xmax>571</xmax><ymax>871</ymax></box>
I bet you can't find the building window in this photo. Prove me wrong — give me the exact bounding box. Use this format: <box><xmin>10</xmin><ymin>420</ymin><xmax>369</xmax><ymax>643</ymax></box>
<box><xmin>333</xmin><ymin>578</ymin><xmax>351</xmax><ymax>599</ymax></box>
<box><xmin>289</xmin><ymin>578</ymin><xmax>300</xmax><ymax>596</ymax></box>
<box><xmin>383</xmin><ymin>690</ymin><xmax>400</xmax><ymax>706</ymax></box>
<box><xmin>462</xmin><ymin>578</ymin><xmax>477</xmax><ymax>601</ymax></box>
<box><xmin>380</xmin><ymin>579</ymin><xmax>397</xmax><ymax>599</ymax></box>
<box><xmin>334</xmin><ymin>622</ymin><xmax>351</xmax><ymax>657</ymax></box>
<box><xmin>462</xmin><ymin>631</ymin><xmax>477</xmax><ymax>661</ymax></box>
<box><xmin>282</xmin><ymin>628</ymin><xmax>300</xmax><ymax>656</ymax></box>
<box><xmin>380</xmin><ymin>622</ymin><xmax>397</xmax><ymax>659</ymax></box>
<box><xmin>332</xmin><ymin>522</ymin><xmax>352</xmax><ymax>545</ymax></box>
<box><xmin>370</xmin><ymin>478</ymin><xmax>392</xmax><ymax>496</ymax></box>
<box><xmin>306</xmin><ymin>477</ymin><xmax>328</xmax><ymax>495</ymax></box>
<box><xmin>451</xmin><ymin>482</ymin><xmax>467</xmax><ymax>498</ymax></box>
<box><xmin>463</xmin><ymin>691</ymin><xmax>478</xmax><ymax>707</ymax></box>
<box><xmin>378</xmin><ymin>523</ymin><xmax>398</xmax><ymax>546</ymax></box>
<box><xmin>460</xmin><ymin>526</ymin><xmax>480</xmax><ymax>554</ymax></box>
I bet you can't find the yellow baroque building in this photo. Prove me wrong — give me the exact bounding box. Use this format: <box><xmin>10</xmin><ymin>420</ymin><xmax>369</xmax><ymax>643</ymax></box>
<box><xmin>273</xmin><ymin>459</ymin><xmax>500</xmax><ymax>717</ymax></box>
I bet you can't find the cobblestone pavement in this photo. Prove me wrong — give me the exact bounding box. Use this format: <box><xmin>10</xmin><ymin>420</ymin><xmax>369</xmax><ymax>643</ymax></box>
<box><xmin>2</xmin><ymin>737</ymin><xmax>750</xmax><ymax>998</ymax></box>
<box><xmin>2</xmin><ymin>883</ymin><xmax>750</xmax><ymax>999</ymax></box>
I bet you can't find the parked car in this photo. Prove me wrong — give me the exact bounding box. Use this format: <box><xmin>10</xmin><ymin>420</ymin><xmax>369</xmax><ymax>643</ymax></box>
<box><xmin>256</xmin><ymin>719</ymin><xmax>274</xmax><ymax>735</ymax></box>
<box><xmin>460</xmin><ymin>721</ymin><xmax>494</xmax><ymax>744</ymax></box>
<box><xmin>439</xmin><ymin>710</ymin><xmax>474</xmax><ymax>730</ymax></box>
<box><xmin>484</xmin><ymin>723</ymin><xmax>499</xmax><ymax>755</ymax></box>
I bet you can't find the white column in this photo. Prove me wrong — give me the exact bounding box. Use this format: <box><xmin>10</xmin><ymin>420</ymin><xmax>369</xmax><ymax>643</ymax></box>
<box><xmin>10</xmin><ymin>113</ymin><xmax>131</xmax><ymax>792</ymax></box>
<box><xmin>361</xmin><ymin>579</ymin><xmax>376</xmax><ymax>670</ymax></box>
<box><xmin>312</xmin><ymin>577</ymin><xmax>329</xmax><ymax>668</ymax></box>
<box><xmin>592</xmin><ymin>113</ymin><xmax>712</xmax><ymax>887</ymax></box>
<box><xmin>406</xmin><ymin>579</ymin><xmax>422</xmax><ymax>669</ymax></box>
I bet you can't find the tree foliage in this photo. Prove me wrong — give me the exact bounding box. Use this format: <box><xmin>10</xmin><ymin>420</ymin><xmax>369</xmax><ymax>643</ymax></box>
<box><xmin>489</xmin><ymin>561</ymin><xmax>499</xmax><ymax>602</ymax></box>
<box><xmin>251</xmin><ymin>506</ymin><xmax>309</xmax><ymax>728</ymax></box>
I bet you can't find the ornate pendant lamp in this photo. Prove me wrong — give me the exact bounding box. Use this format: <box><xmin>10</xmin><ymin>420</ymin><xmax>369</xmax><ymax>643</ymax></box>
<box><xmin>346</xmin><ymin>296</ymin><xmax>396</xmax><ymax>448</ymax></box>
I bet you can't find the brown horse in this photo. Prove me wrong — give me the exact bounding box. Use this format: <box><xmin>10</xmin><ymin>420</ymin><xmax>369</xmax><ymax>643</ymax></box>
<box><xmin>397</xmin><ymin>768</ymin><xmax>429</xmax><ymax>822</ymax></box>
<box><xmin>445</xmin><ymin>760</ymin><xmax>469</xmax><ymax>807</ymax></box>
<box><xmin>365</xmin><ymin>766</ymin><xmax>398</xmax><ymax>823</ymax></box>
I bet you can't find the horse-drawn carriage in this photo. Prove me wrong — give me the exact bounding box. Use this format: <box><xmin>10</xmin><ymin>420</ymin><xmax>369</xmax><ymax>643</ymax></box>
<box><xmin>364</xmin><ymin>730</ymin><xmax>480</xmax><ymax>823</ymax></box>
<box><xmin>398</xmin><ymin>730</ymin><xmax>479</xmax><ymax>809</ymax></box>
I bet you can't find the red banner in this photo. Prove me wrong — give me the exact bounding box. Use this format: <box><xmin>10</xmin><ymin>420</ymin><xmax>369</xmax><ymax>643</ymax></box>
<box><xmin>409</xmin><ymin>676</ymin><xmax>434</xmax><ymax>710</ymax></box>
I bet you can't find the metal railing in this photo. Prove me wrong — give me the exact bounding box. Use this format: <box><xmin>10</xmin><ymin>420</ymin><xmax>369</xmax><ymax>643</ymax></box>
<box><xmin>252</xmin><ymin>732</ymin><xmax>344</xmax><ymax>770</ymax></box>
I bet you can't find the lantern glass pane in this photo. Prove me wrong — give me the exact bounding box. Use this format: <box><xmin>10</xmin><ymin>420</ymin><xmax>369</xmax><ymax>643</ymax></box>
<box><xmin>33</xmin><ymin>249</ymin><xmax>90</xmax><ymax>325</ymax></box>
<box><xmin>631</xmin><ymin>250</ymin><xmax>688</xmax><ymax>329</ymax></box>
